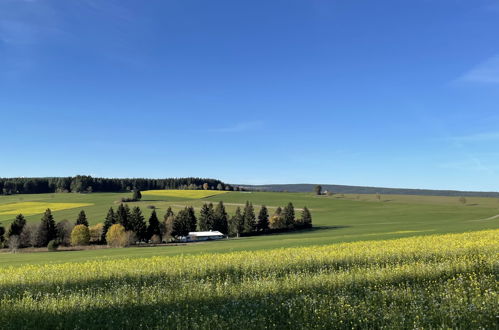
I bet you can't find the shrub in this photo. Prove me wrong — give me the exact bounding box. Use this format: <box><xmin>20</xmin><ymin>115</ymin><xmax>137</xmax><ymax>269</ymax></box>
<box><xmin>269</xmin><ymin>215</ymin><xmax>286</xmax><ymax>230</ymax></box>
<box><xmin>106</xmin><ymin>224</ymin><xmax>127</xmax><ymax>248</ymax></box>
<box><xmin>71</xmin><ymin>224</ymin><xmax>90</xmax><ymax>246</ymax></box>
<box><xmin>47</xmin><ymin>240</ymin><xmax>59</xmax><ymax>252</ymax></box>
<box><xmin>147</xmin><ymin>205</ymin><xmax>156</xmax><ymax>209</ymax></box>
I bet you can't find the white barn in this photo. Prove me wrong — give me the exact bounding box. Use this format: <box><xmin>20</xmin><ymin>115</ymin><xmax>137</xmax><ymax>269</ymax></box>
<box><xmin>187</xmin><ymin>231</ymin><xmax>225</xmax><ymax>242</ymax></box>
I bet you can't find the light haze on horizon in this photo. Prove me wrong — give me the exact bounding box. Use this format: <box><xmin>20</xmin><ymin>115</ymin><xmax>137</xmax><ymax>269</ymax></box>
<box><xmin>1</xmin><ymin>0</ymin><xmax>498</xmax><ymax>191</ymax></box>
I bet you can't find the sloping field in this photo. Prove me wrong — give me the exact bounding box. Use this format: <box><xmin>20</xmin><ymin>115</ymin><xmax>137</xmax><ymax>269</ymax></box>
<box><xmin>0</xmin><ymin>202</ymin><xmax>93</xmax><ymax>216</ymax></box>
<box><xmin>0</xmin><ymin>229</ymin><xmax>497</xmax><ymax>329</ymax></box>
<box><xmin>142</xmin><ymin>189</ymin><xmax>228</xmax><ymax>199</ymax></box>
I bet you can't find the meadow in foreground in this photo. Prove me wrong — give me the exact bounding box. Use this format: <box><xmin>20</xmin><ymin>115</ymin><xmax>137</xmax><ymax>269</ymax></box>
<box><xmin>0</xmin><ymin>229</ymin><xmax>497</xmax><ymax>329</ymax></box>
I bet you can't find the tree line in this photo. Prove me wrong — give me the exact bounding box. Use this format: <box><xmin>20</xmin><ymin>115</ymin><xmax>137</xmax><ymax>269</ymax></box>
<box><xmin>0</xmin><ymin>176</ymin><xmax>229</xmax><ymax>195</ymax></box>
<box><xmin>0</xmin><ymin>202</ymin><xmax>312</xmax><ymax>250</ymax></box>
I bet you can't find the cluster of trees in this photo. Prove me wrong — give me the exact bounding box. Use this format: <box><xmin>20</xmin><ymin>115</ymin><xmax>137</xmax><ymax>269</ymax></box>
<box><xmin>0</xmin><ymin>176</ymin><xmax>228</xmax><ymax>195</ymax></box>
<box><xmin>0</xmin><ymin>202</ymin><xmax>313</xmax><ymax>250</ymax></box>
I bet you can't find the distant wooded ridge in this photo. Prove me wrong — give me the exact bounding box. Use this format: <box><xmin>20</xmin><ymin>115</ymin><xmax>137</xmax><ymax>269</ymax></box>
<box><xmin>0</xmin><ymin>176</ymin><xmax>227</xmax><ymax>195</ymax></box>
<box><xmin>235</xmin><ymin>183</ymin><xmax>499</xmax><ymax>198</ymax></box>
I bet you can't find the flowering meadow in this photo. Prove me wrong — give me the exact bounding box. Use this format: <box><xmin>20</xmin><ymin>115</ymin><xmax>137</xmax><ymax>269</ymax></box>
<box><xmin>0</xmin><ymin>229</ymin><xmax>497</xmax><ymax>329</ymax></box>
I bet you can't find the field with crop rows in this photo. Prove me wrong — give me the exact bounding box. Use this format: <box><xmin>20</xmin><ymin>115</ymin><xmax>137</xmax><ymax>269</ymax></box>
<box><xmin>0</xmin><ymin>229</ymin><xmax>497</xmax><ymax>328</ymax></box>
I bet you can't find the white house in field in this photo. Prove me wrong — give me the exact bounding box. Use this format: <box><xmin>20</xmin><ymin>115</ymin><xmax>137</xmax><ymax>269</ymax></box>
<box><xmin>187</xmin><ymin>231</ymin><xmax>225</xmax><ymax>242</ymax></box>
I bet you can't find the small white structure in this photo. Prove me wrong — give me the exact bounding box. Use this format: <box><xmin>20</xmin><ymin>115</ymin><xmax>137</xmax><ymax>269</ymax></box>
<box><xmin>187</xmin><ymin>230</ymin><xmax>224</xmax><ymax>242</ymax></box>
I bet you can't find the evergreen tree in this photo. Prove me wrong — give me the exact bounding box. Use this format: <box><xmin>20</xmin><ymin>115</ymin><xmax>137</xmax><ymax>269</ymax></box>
<box><xmin>0</xmin><ymin>226</ymin><xmax>5</xmax><ymax>246</ymax></box>
<box><xmin>172</xmin><ymin>207</ymin><xmax>191</xmax><ymax>237</ymax></box>
<box><xmin>256</xmin><ymin>205</ymin><xmax>269</xmax><ymax>232</ymax></box>
<box><xmin>229</xmin><ymin>207</ymin><xmax>244</xmax><ymax>237</ymax></box>
<box><xmin>129</xmin><ymin>207</ymin><xmax>147</xmax><ymax>242</ymax></box>
<box><xmin>243</xmin><ymin>201</ymin><xmax>256</xmax><ymax>233</ymax></box>
<box><xmin>213</xmin><ymin>201</ymin><xmax>228</xmax><ymax>234</ymax></box>
<box><xmin>301</xmin><ymin>206</ymin><xmax>312</xmax><ymax>228</ymax></box>
<box><xmin>35</xmin><ymin>208</ymin><xmax>57</xmax><ymax>247</ymax></box>
<box><xmin>102</xmin><ymin>207</ymin><xmax>117</xmax><ymax>242</ymax></box>
<box><xmin>164</xmin><ymin>207</ymin><xmax>174</xmax><ymax>221</ymax></box>
<box><xmin>283</xmin><ymin>202</ymin><xmax>295</xmax><ymax>228</ymax></box>
<box><xmin>8</xmin><ymin>214</ymin><xmax>26</xmax><ymax>237</ymax></box>
<box><xmin>75</xmin><ymin>210</ymin><xmax>89</xmax><ymax>227</ymax></box>
<box><xmin>116</xmin><ymin>204</ymin><xmax>131</xmax><ymax>230</ymax></box>
<box><xmin>147</xmin><ymin>209</ymin><xmax>161</xmax><ymax>240</ymax></box>
<box><xmin>314</xmin><ymin>185</ymin><xmax>322</xmax><ymax>195</ymax></box>
<box><xmin>198</xmin><ymin>203</ymin><xmax>215</xmax><ymax>231</ymax></box>
<box><xmin>274</xmin><ymin>206</ymin><xmax>282</xmax><ymax>216</ymax></box>
<box><xmin>132</xmin><ymin>189</ymin><xmax>142</xmax><ymax>201</ymax></box>
<box><xmin>187</xmin><ymin>206</ymin><xmax>197</xmax><ymax>232</ymax></box>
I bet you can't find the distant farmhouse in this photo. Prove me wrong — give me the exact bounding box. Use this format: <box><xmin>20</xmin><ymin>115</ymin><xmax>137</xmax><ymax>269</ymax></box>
<box><xmin>187</xmin><ymin>231</ymin><xmax>225</xmax><ymax>242</ymax></box>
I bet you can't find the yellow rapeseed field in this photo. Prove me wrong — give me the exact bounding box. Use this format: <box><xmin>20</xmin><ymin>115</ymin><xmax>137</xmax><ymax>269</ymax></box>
<box><xmin>0</xmin><ymin>202</ymin><xmax>93</xmax><ymax>216</ymax></box>
<box><xmin>142</xmin><ymin>189</ymin><xmax>228</xmax><ymax>199</ymax></box>
<box><xmin>0</xmin><ymin>229</ymin><xmax>497</xmax><ymax>328</ymax></box>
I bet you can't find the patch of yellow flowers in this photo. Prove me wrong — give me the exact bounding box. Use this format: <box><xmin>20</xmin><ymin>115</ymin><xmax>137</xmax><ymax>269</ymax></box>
<box><xmin>0</xmin><ymin>229</ymin><xmax>497</xmax><ymax>329</ymax></box>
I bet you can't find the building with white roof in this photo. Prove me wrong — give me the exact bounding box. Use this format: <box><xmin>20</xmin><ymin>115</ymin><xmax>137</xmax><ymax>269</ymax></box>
<box><xmin>187</xmin><ymin>230</ymin><xmax>225</xmax><ymax>241</ymax></box>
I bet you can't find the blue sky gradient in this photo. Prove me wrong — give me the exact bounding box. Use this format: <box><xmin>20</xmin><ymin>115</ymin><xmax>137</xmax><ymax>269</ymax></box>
<box><xmin>1</xmin><ymin>0</ymin><xmax>498</xmax><ymax>191</ymax></box>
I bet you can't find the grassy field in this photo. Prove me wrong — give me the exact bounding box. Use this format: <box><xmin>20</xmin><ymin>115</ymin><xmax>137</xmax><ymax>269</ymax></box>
<box><xmin>142</xmin><ymin>189</ymin><xmax>228</xmax><ymax>199</ymax></box>
<box><xmin>0</xmin><ymin>190</ymin><xmax>498</xmax><ymax>267</ymax></box>
<box><xmin>0</xmin><ymin>229</ymin><xmax>496</xmax><ymax>328</ymax></box>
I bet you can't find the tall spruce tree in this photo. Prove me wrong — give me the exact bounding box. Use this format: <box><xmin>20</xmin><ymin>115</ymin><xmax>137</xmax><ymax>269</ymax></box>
<box><xmin>75</xmin><ymin>210</ymin><xmax>89</xmax><ymax>227</ymax></box>
<box><xmin>257</xmin><ymin>205</ymin><xmax>269</xmax><ymax>232</ymax></box>
<box><xmin>229</xmin><ymin>207</ymin><xmax>244</xmax><ymax>237</ymax></box>
<box><xmin>283</xmin><ymin>202</ymin><xmax>295</xmax><ymax>228</ymax></box>
<box><xmin>274</xmin><ymin>206</ymin><xmax>282</xmax><ymax>216</ymax></box>
<box><xmin>129</xmin><ymin>207</ymin><xmax>147</xmax><ymax>242</ymax></box>
<box><xmin>116</xmin><ymin>204</ymin><xmax>131</xmax><ymax>230</ymax></box>
<box><xmin>172</xmin><ymin>207</ymin><xmax>190</xmax><ymax>237</ymax></box>
<box><xmin>243</xmin><ymin>201</ymin><xmax>256</xmax><ymax>233</ymax></box>
<box><xmin>35</xmin><ymin>208</ymin><xmax>57</xmax><ymax>247</ymax></box>
<box><xmin>198</xmin><ymin>203</ymin><xmax>214</xmax><ymax>231</ymax></box>
<box><xmin>132</xmin><ymin>189</ymin><xmax>142</xmax><ymax>201</ymax></box>
<box><xmin>102</xmin><ymin>207</ymin><xmax>116</xmax><ymax>242</ymax></box>
<box><xmin>8</xmin><ymin>214</ymin><xmax>26</xmax><ymax>237</ymax></box>
<box><xmin>0</xmin><ymin>226</ymin><xmax>5</xmax><ymax>246</ymax></box>
<box><xmin>147</xmin><ymin>209</ymin><xmax>161</xmax><ymax>240</ymax></box>
<box><xmin>187</xmin><ymin>206</ymin><xmax>197</xmax><ymax>232</ymax></box>
<box><xmin>301</xmin><ymin>206</ymin><xmax>312</xmax><ymax>228</ymax></box>
<box><xmin>213</xmin><ymin>201</ymin><xmax>228</xmax><ymax>234</ymax></box>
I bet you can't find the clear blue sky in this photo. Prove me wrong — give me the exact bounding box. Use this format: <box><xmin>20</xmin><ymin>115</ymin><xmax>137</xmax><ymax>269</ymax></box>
<box><xmin>1</xmin><ymin>0</ymin><xmax>498</xmax><ymax>191</ymax></box>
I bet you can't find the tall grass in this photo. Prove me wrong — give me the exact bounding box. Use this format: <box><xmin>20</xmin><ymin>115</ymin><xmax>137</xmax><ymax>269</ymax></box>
<box><xmin>0</xmin><ymin>230</ymin><xmax>497</xmax><ymax>329</ymax></box>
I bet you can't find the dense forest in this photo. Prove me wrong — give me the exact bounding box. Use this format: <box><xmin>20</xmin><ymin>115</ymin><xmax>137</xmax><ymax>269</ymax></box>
<box><xmin>0</xmin><ymin>176</ymin><xmax>227</xmax><ymax>195</ymax></box>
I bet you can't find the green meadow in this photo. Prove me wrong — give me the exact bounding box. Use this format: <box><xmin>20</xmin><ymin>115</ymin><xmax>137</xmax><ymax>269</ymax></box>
<box><xmin>0</xmin><ymin>191</ymin><xmax>498</xmax><ymax>267</ymax></box>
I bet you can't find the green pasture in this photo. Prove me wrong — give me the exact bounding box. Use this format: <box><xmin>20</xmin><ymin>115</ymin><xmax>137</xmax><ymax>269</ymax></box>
<box><xmin>0</xmin><ymin>191</ymin><xmax>498</xmax><ymax>267</ymax></box>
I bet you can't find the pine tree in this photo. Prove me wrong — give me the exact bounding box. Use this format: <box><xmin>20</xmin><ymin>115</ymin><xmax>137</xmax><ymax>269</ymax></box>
<box><xmin>230</xmin><ymin>207</ymin><xmax>244</xmax><ymax>237</ymax></box>
<box><xmin>147</xmin><ymin>209</ymin><xmax>161</xmax><ymax>240</ymax></box>
<box><xmin>187</xmin><ymin>206</ymin><xmax>197</xmax><ymax>232</ymax></box>
<box><xmin>172</xmin><ymin>207</ymin><xmax>190</xmax><ymax>237</ymax></box>
<box><xmin>75</xmin><ymin>210</ymin><xmax>89</xmax><ymax>227</ymax></box>
<box><xmin>213</xmin><ymin>201</ymin><xmax>228</xmax><ymax>234</ymax></box>
<box><xmin>164</xmin><ymin>207</ymin><xmax>174</xmax><ymax>221</ymax></box>
<box><xmin>198</xmin><ymin>203</ymin><xmax>214</xmax><ymax>231</ymax></box>
<box><xmin>8</xmin><ymin>214</ymin><xmax>26</xmax><ymax>237</ymax></box>
<box><xmin>283</xmin><ymin>202</ymin><xmax>295</xmax><ymax>228</ymax></box>
<box><xmin>257</xmin><ymin>205</ymin><xmax>269</xmax><ymax>232</ymax></box>
<box><xmin>0</xmin><ymin>226</ymin><xmax>5</xmax><ymax>246</ymax></box>
<box><xmin>116</xmin><ymin>204</ymin><xmax>131</xmax><ymax>230</ymax></box>
<box><xmin>301</xmin><ymin>206</ymin><xmax>312</xmax><ymax>228</ymax></box>
<box><xmin>314</xmin><ymin>185</ymin><xmax>322</xmax><ymax>195</ymax></box>
<box><xmin>102</xmin><ymin>207</ymin><xmax>116</xmax><ymax>242</ymax></box>
<box><xmin>129</xmin><ymin>206</ymin><xmax>147</xmax><ymax>242</ymax></box>
<box><xmin>132</xmin><ymin>189</ymin><xmax>142</xmax><ymax>201</ymax></box>
<box><xmin>243</xmin><ymin>201</ymin><xmax>256</xmax><ymax>233</ymax></box>
<box><xmin>274</xmin><ymin>206</ymin><xmax>282</xmax><ymax>216</ymax></box>
<box><xmin>35</xmin><ymin>208</ymin><xmax>57</xmax><ymax>247</ymax></box>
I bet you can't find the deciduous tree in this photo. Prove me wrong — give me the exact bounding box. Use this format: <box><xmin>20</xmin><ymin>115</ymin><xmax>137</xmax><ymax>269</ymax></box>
<box><xmin>71</xmin><ymin>224</ymin><xmax>90</xmax><ymax>246</ymax></box>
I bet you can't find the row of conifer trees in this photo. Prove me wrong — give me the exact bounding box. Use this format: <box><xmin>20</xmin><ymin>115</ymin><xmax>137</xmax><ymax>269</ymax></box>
<box><xmin>0</xmin><ymin>202</ymin><xmax>312</xmax><ymax>249</ymax></box>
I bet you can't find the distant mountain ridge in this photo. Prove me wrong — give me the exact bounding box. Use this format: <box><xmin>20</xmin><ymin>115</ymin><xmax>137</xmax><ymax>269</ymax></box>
<box><xmin>234</xmin><ymin>183</ymin><xmax>499</xmax><ymax>198</ymax></box>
